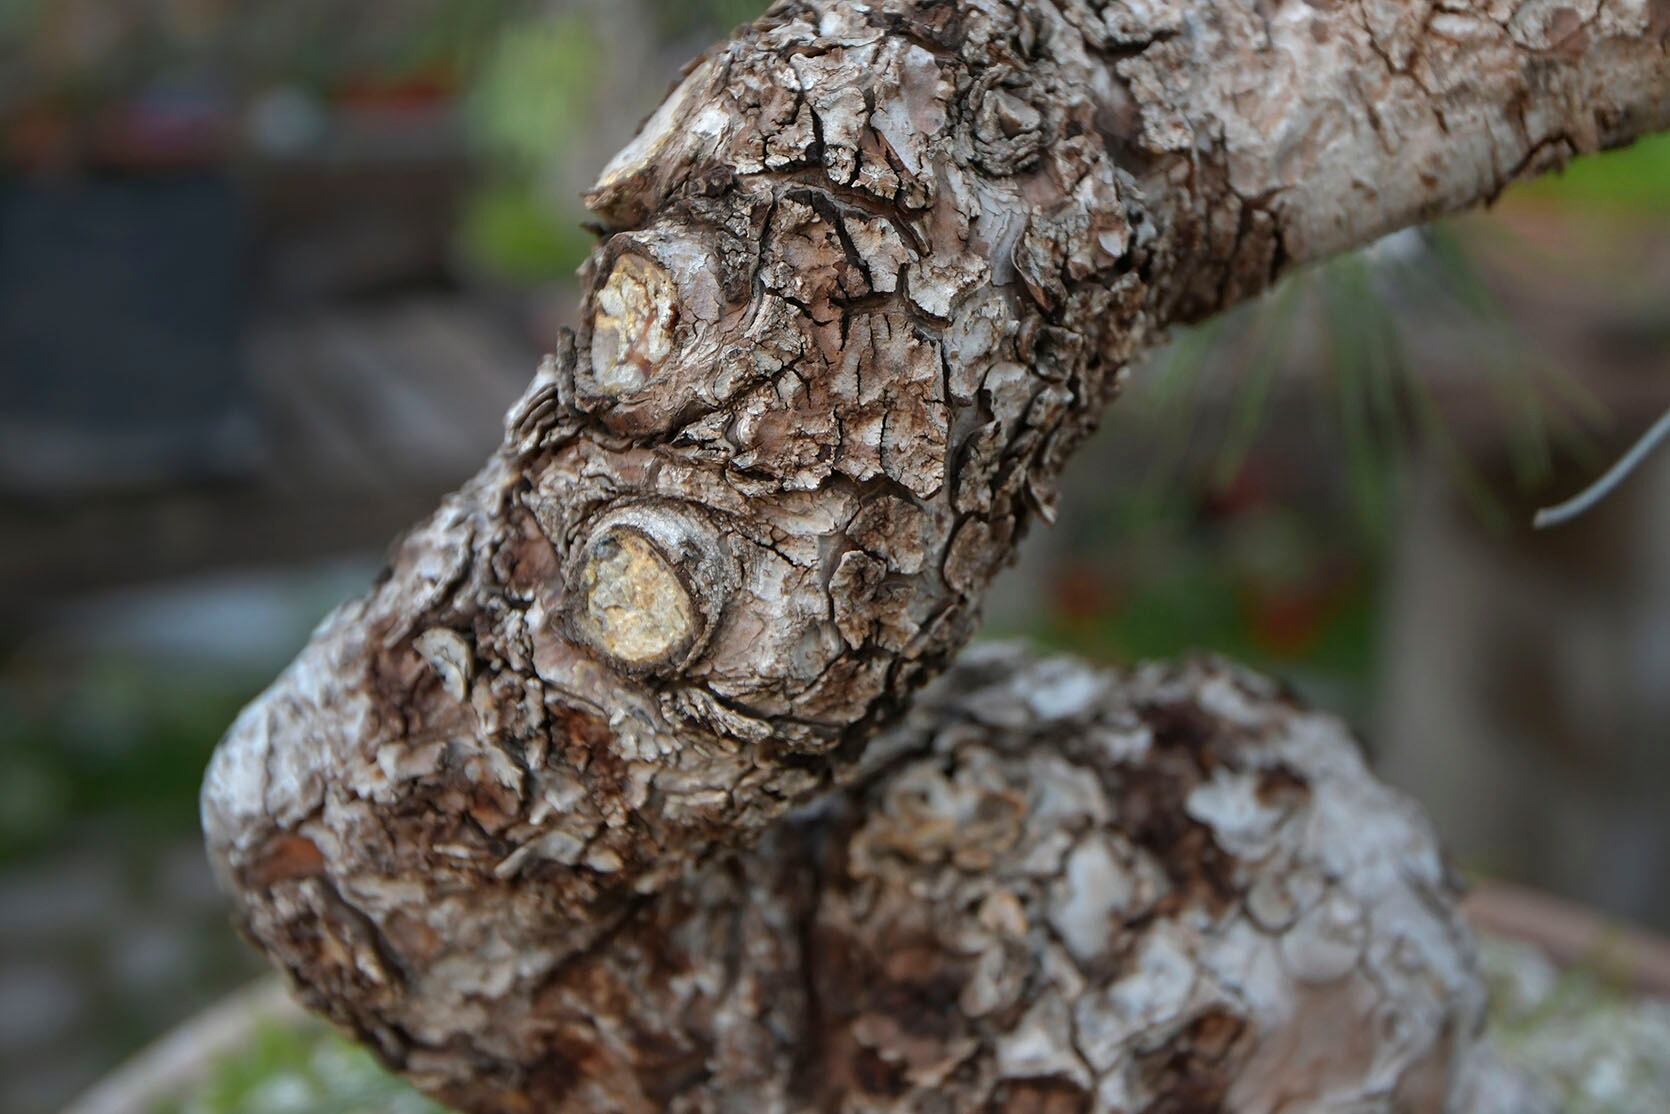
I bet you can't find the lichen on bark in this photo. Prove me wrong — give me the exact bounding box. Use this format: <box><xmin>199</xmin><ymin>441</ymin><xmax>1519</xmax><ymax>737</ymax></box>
<box><xmin>202</xmin><ymin>0</ymin><xmax>1670</xmax><ymax>1110</ymax></box>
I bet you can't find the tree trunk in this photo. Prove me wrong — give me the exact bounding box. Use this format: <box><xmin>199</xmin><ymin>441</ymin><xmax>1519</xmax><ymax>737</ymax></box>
<box><xmin>201</xmin><ymin>1</ymin><xmax>1670</xmax><ymax>1110</ymax></box>
<box><xmin>393</xmin><ymin>645</ymin><xmax>1533</xmax><ymax>1113</ymax></box>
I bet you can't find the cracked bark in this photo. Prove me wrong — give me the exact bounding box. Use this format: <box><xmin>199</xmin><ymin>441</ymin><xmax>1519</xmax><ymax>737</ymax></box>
<box><xmin>437</xmin><ymin>647</ymin><xmax>1513</xmax><ymax>1113</ymax></box>
<box><xmin>202</xmin><ymin>1</ymin><xmax>1669</xmax><ymax>1111</ymax></box>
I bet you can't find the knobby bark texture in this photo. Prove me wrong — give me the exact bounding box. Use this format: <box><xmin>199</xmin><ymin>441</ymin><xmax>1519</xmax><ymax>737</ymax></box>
<box><xmin>419</xmin><ymin>646</ymin><xmax>1527</xmax><ymax>1113</ymax></box>
<box><xmin>238</xmin><ymin>646</ymin><xmax>1548</xmax><ymax>1114</ymax></box>
<box><xmin>201</xmin><ymin>1</ymin><xmax>1670</xmax><ymax>1110</ymax></box>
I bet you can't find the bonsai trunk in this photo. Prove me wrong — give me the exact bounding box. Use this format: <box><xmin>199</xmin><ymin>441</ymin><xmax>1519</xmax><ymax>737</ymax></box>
<box><xmin>200</xmin><ymin>1</ymin><xmax>1670</xmax><ymax>1110</ymax></box>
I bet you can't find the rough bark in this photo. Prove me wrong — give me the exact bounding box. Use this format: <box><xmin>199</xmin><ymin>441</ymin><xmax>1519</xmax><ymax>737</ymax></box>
<box><xmin>471</xmin><ymin>646</ymin><xmax>1515</xmax><ymax>1113</ymax></box>
<box><xmin>201</xmin><ymin>1</ymin><xmax>1670</xmax><ymax>1110</ymax></box>
<box><xmin>249</xmin><ymin>646</ymin><xmax>1523</xmax><ymax>1113</ymax></box>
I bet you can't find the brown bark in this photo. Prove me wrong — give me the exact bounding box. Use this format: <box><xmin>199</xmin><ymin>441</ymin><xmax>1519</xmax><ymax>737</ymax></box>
<box><xmin>469</xmin><ymin>646</ymin><xmax>1507</xmax><ymax>1113</ymax></box>
<box><xmin>243</xmin><ymin>646</ymin><xmax>1530</xmax><ymax>1113</ymax></box>
<box><xmin>201</xmin><ymin>1</ymin><xmax>1670</xmax><ymax>1110</ymax></box>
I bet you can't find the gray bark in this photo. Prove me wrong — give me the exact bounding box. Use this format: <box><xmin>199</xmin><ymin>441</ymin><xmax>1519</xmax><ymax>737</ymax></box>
<box><xmin>201</xmin><ymin>1</ymin><xmax>1670</xmax><ymax>1110</ymax></box>
<box><xmin>495</xmin><ymin>646</ymin><xmax>1500</xmax><ymax>1113</ymax></box>
<box><xmin>228</xmin><ymin>646</ymin><xmax>1521</xmax><ymax>1112</ymax></box>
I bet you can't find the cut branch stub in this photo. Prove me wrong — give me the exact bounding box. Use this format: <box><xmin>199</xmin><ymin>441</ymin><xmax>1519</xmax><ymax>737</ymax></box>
<box><xmin>574</xmin><ymin>530</ymin><xmax>695</xmax><ymax>667</ymax></box>
<box><xmin>566</xmin><ymin>502</ymin><xmax>734</xmax><ymax>674</ymax></box>
<box><xmin>588</xmin><ymin>253</ymin><xmax>678</xmax><ymax>397</ymax></box>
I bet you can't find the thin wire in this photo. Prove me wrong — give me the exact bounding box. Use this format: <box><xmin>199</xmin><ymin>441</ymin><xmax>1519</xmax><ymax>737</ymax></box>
<box><xmin>1534</xmin><ymin>406</ymin><xmax>1670</xmax><ymax>529</ymax></box>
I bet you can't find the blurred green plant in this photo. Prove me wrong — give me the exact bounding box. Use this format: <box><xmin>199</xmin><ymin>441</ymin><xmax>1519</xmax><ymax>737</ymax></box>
<box><xmin>993</xmin><ymin>482</ymin><xmax>1383</xmax><ymax>719</ymax></box>
<box><xmin>454</xmin><ymin>0</ymin><xmax>773</xmax><ymax>283</ymax></box>
<box><xmin>1094</xmin><ymin>133</ymin><xmax>1670</xmax><ymax>561</ymax></box>
<box><xmin>1512</xmin><ymin>132</ymin><xmax>1670</xmax><ymax>215</ymax></box>
<box><xmin>458</xmin><ymin>9</ymin><xmax>605</xmax><ymax>281</ymax></box>
<box><xmin>1480</xmin><ymin>936</ymin><xmax>1670</xmax><ymax>1114</ymax></box>
<box><xmin>0</xmin><ymin>0</ymin><xmax>524</xmax><ymax>113</ymax></box>
<box><xmin>645</xmin><ymin>0</ymin><xmax>771</xmax><ymax>39</ymax></box>
<box><xmin>0</xmin><ymin>658</ymin><xmax>260</xmax><ymax>866</ymax></box>
<box><xmin>469</xmin><ymin>12</ymin><xmax>602</xmax><ymax>167</ymax></box>
<box><xmin>1128</xmin><ymin>220</ymin><xmax>1608</xmax><ymax>543</ymax></box>
<box><xmin>154</xmin><ymin>1021</ymin><xmax>447</xmax><ymax>1114</ymax></box>
<box><xmin>0</xmin><ymin>0</ymin><xmax>31</xmax><ymax>47</ymax></box>
<box><xmin>461</xmin><ymin>181</ymin><xmax>596</xmax><ymax>281</ymax></box>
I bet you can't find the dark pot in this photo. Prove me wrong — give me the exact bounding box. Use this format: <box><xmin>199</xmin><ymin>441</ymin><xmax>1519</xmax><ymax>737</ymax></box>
<box><xmin>0</xmin><ymin>170</ymin><xmax>252</xmax><ymax>496</ymax></box>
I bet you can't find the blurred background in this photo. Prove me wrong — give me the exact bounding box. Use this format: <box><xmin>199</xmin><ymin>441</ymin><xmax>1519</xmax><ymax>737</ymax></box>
<box><xmin>0</xmin><ymin>2</ymin><xmax>1666</xmax><ymax>1111</ymax></box>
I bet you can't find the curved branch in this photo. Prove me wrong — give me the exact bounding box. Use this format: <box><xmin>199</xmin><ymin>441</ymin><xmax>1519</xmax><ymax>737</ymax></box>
<box><xmin>201</xmin><ymin>2</ymin><xmax>1669</xmax><ymax>1110</ymax></box>
<box><xmin>295</xmin><ymin>647</ymin><xmax>1529</xmax><ymax>1111</ymax></box>
<box><xmin>1118</xmin><ymin>0</ymin><xmax>1670</xmax><ymax>320</ymax></box>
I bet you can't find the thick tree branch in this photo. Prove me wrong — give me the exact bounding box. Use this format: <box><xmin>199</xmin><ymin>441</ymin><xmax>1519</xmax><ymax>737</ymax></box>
<box><xmin>201</xmin><ymin>2</ymin><xmax>1669</xmax><ymax>1110</ymax></box>
<box><xmin>1116</xmin><ymin>0</ymin><xmax>1670</xmax><ymax>319</ymax></box>
<box><xmin>478</xmin><ymin>646</ymin><xmax>1523</xmax><ymax>1113</ymax></box>
<box><xmin>258</xmin><ymin>647</ymin><xmax>1541</xmax><ymax>1112</ymax></box>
